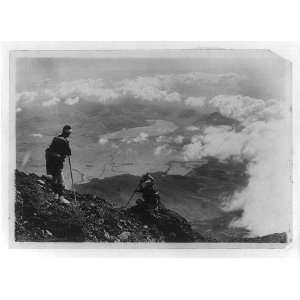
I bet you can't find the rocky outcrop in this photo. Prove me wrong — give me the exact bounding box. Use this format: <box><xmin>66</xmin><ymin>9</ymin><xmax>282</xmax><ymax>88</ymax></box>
<box><xmin>15</xmin><ymin>170</ymin><xmax>202</xmax><ymax>242</ymax></box>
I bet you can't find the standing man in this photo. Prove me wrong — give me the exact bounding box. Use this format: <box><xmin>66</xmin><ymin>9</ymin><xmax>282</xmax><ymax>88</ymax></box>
<box><xmin>45</xmin><ymin>125</ymin><xmax>72</xmax><ymax>204</ymax></box>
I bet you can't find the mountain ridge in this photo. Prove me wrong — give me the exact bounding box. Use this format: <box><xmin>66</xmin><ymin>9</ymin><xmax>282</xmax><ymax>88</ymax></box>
<box><xmin>15</xmin><ymin>170</ymin><xmax>287</xmax><ymax>243</ymax></box>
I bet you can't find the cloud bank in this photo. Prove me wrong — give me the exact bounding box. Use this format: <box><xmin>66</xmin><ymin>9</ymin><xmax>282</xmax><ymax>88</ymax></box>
<box><xmin>183</xmin><ymin>95</ymin><xmax>291</xmax><ymax>236</ymax></box>
<box><xmin>16</xmin><ymin>72</ymin><xmax>245</xmax><ymax>109</ymax></box>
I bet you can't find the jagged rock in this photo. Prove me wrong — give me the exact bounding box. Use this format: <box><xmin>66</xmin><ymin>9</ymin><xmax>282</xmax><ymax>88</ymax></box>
<box><xmin>118</xmin><ymin>231</ymin><xmax>131</xmax><ymax>241</ymax></box>
<box><xmin>45</xmin><ymin>230</ymin><xmax>53</xmax><ymax>237</ymax></box>
<box><xmin>104</xmin><ymin>230</ymin><xmax>111</xmax><ymax>240</ymax></box>
<box><xmin>128</xmin><ymin>202</ymin><xmax>203</xmax><ymax>242</ymax></box>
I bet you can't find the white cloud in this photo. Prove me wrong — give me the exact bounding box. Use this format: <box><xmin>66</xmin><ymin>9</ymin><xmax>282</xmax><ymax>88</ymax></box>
<box><xmin>174</xmin><ymin>135</ymin><xmax>184</xmax><ymax>144</ymax></box>
<box><xmin>164</xmin><ymin>92</ymin><xmax>181</xmax><ymax>102</ymax></box>
<box><xmin>226</xmin><ymin>120</ymin><xmax>291</xmax><ymax>236</ymax></box>
<box><xmin>119</xmin><ymin>72</ymin><xmax>241</xmax><ymax>103</ymax></box>
<box><xmin>30</xmin><ymin>133</ymin><xmax>43</xmax><ymax>138</ymax></box>
<box><xmin>65</xmin><ymin>96</ymin><xmax>80</xmax><ymax>105</ymax></box>
<box><xmin>96</xmin><ymin>89</ymin><xmax>119</xmax><ymax>103</ymax></box>
<box><xmin>185</xmin><ymin>96</ymin><xmax>206</xmax><ymax>107</ymax></box>
<box><xmin>42</xmin><ymin>97</ymin><xmax>60</xmax><ymax>107</ymax></box>
<box><xmin>16</xmin><ymin>91</ymin><xmax>37</xmax><ymax>104</ymax></box>
<box><xmin>120</xmin><ymin>76</ymin><xmax>166</xmax><ymax>101</ymax></box>
<box><xmin>183</xmin><ymin>126</ymin><xmax>245</xmax><ymax>162</ymax></box>
<box><xmin>132</xmin><ymin>132</ymin><xmax>149</xmax><ymax>143</ymax></box>
<box><xmin>57</xmin><ymin>79</ymin><xmax>119</xmax><ymax>103</ymax></box>
<box><xmin>156</xmin><ymin>135</ymin><xmax>172</xmax><ymax>143</ymax></box>
<box><xmin>186</xmin><ymin>125</ymin><xmax>200</xmax><ymax>131</ymax></box>
<box><xmin>98</xmin><ymin>137</ymin><xmax>108</xmax><ymax>145</ymax></box>
<box><xmin>16</xmin><ymin>72</ymin><xmax>245</xmax><ymax>108</ymax></box>
<box><xmin>154</xmin><ymin>144</ymin><xmax>172</xmax><ymax>156</ymax></box>
<box><xmin>120</xmin><ymin>137</ymin><xmax>133</xmax><ymax>144</ymax></box>
<box><xmin>120</xmin><ymin>77</ymin><xmax>181</xmax><ymax>103</ymax></box>
<box><xmin>18</xmin><ymin>79</ymin><xmax>118</xmax><ymax>108</ymax></box>
<box><xmin>182</xmin><ymin>95</ymin><xmax>291</xmax><ymax>236</ymax></box>
<box><xmin>209</xmin><ymin>95</ymin><xmax>285</xmax><ymax>124</ymax></box>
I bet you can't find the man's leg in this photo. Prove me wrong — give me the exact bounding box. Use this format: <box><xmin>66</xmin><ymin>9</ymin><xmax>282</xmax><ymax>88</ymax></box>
<box><xmin>56</xmin><ymin>170</ymin><xmax>64</xmax><ymax>197</ymax></box>
<box><xmin>57</xmin><ymin>170</ymin><xmax>70</xmax><ymax>204</ymax></box>
<box><xmin>52</xmin><ymin>173</ymin><xmax>59</xmax><ymax>200</ymax></box>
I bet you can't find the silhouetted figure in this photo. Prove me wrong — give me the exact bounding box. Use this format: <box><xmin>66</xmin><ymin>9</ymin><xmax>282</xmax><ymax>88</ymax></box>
<box><xmin>45</xmin><ymin>125</ymin><xmax>72</xmax><ymax>204</ymax></box>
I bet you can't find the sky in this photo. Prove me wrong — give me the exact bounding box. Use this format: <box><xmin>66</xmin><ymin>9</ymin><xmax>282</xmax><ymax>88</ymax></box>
<box><xmin>15</xmin><ymin>51</ymin><xmax>291</xmax><ymax>101</ymax></box>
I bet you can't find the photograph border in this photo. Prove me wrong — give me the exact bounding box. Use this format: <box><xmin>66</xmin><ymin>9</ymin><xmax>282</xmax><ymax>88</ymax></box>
<box><xmin>2</xmin><ymin>42</ymin><xmax>299</xmax><ymax>256</ymax></box>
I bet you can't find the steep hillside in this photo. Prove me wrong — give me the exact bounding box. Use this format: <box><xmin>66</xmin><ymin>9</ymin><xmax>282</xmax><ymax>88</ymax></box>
<box><xmin>15</xmin><ymin>170</ymin><xmax>203</xmax><ymax>242</ymax></box>
<box><xmin>15</xmin><ymin>170</ymin><xmax>287</xmax><ymax>243</ymax></box>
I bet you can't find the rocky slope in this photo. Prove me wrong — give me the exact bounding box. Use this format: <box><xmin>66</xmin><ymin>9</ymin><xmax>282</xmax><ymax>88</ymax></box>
<box><xmin>15</xmin><ymin>170</ymin><xmax>287</xmax><ymax>243</ymax></box>
<box><xmin>15</xmin><ymin>170</ymin><xmax>203</xmax><ymax>242</ymax></box>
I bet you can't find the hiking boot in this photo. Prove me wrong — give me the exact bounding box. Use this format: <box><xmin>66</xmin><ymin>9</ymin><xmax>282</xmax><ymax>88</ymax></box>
<box><xmin>59</xmin><ymin>196</ymin><xmax>70</xmax><ymax>205</ymax></box>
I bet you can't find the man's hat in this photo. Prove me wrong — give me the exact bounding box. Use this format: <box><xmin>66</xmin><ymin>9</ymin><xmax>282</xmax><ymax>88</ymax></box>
<box><xmin>141</xmin><ymin>173</ymin><xmax>154</xmax><ymax>182</ymax></box>
<box><xmin>62</xmin><ymin>125</ymin><xmax>72</xmax><ymax>132</ymax></box>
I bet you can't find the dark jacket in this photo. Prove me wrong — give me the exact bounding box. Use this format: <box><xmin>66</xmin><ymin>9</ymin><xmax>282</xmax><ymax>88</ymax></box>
<box><xmin>136</xmin><ymin>179</ymin><xmax>160</xmax><ymax>207</ymax></box>
<box><xmin>45</xmin><ymin>135</ymin><xmax>71</xmax><ymax>175</ymax></box>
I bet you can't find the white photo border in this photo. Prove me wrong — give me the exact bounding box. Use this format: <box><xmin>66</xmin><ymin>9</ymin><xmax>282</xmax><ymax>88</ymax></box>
<box><xmin>2</xmin><ymin>42</ymin><xmax>299</xmax><ymax>256</ymax></box>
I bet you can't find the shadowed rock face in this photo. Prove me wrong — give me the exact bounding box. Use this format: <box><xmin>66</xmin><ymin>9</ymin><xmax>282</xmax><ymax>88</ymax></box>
<box><xmin>14</xmin><ymin>170</ymin><xmax>287</xmax><ymax>243</ymax></box>
<box><xmin>15</xmin><ymin>170</ymin><xmax>202</xmax><ymax>242</ymax></box>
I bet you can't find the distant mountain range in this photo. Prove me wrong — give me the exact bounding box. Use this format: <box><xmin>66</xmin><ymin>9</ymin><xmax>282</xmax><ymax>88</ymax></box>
<box><xmin>75</xmin><ymin>157</ymin><xmax>251</xmax><ymax>240</ymax></box>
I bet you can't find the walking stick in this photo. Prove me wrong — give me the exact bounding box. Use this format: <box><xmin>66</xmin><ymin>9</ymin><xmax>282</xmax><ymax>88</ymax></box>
<box><xmin>124</xmin><ymin>173</ymin><xmax>149</xmax><ymax>208</ymax></box>
<box><xmin>125</xmin><ymin>189</ymin><xmax>137</xmax><ymax>208</ymax></box>
<box><xmin>68</xmin><ymin>156</ymin><xmax>77</xmax><ymax>202</ymax></box>
<box><xmin>124</xmin><ymin>179</ymin><xmax>143</xmax><ymax>208</ymax></box>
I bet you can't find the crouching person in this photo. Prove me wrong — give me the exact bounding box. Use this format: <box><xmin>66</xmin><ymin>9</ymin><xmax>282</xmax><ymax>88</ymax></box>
<box><xmin>135</xmin><ymin>173</ymin><xmax>160</xmax><ymax>210</ymax></box>
<box><xmin>45</xmin><ymin>125</ymin><xmax>72</xmax><ymax>204</ymax></box>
